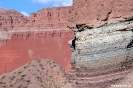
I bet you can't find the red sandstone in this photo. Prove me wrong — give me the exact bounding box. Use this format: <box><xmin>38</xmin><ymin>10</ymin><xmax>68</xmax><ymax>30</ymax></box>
<box><xmin>0</xmin><ymin>29</ymin><xmax>74</xmax><ymax>75</ymax></box>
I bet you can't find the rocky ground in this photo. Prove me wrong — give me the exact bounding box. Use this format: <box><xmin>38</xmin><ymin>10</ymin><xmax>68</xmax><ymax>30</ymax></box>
<box><xmin>0</xmin><ymin>59</ymin><xmax>72</xmax><ymax>88</ymax></box>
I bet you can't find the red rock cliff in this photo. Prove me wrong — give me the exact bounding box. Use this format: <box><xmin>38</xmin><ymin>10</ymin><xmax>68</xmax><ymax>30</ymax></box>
<box><xmin>26</xmin><ymin>7</ymin><xmax>70</xmax><ymax>28</ymax></box>
<box><xmin>0</xmin><ymin>6</ymin><xmax>70</xmax><ymax>30</ymax></box>
<box><xmin>0</xmin><ymin>8</ymin><xmax>28</xmax><ymax>30</ymax></box>
<box><xmin>68</xmin><ymin>0</ymin><xmax>133</xmax><ymax>29</ymax></box>
<box><xmin>0</xmin><ymin>6</ymin><xmax>74</xmax><ymax>75</ymax></box>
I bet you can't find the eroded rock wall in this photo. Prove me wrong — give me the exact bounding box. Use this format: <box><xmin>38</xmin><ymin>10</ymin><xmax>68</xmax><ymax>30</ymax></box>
<box><xmin>68</xmin><ymin>0</ymin><xmax>133</xmax><ymax>30</ymax></box>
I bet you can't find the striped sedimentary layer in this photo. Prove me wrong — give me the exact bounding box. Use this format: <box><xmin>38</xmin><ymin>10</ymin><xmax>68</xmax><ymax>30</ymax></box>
<box><xmin>70</xmin><ymin>20</ymin><xmax>133</xmax><ymax>77</ymax></box>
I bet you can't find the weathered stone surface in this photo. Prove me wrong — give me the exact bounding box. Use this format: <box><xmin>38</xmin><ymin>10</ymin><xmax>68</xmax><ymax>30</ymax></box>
<box><xmin>68</xmin><ymin>0</ymin><xmax>133</xmax><ymax>30</ymax></box>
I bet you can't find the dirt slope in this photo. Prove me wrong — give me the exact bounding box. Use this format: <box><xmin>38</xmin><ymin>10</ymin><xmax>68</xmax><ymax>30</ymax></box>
<box><xmin>0</xmin><ymin>59</ymin><xmax>72</xmax><ymax>88</ymax></box>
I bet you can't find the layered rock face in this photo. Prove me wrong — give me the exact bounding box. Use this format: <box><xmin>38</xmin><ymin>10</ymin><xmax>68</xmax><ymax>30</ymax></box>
<box><xmin>0</xmin><ymin>6</ymin><xmax>71</xmax><ymax>47</ymax></box>
<box><xmin>0</xmin><ymin>7</ymin><xmax>74</xmax><ymax>75</ymax></box>
<box><xmin>71</xmin><ymin>21</ymin><xmax>133</xmax><ymax>76</ymax></box>
<box><xmin>0</xmin><ymin>8</ymin><xmax>28</xmax><ymax>46</ymax></box>
<box><xmin>69</xmin><ymin>21</ymin><xmax>133</xmax><ymax>88</ymax></box>
<box><xmin>68</xmin><ymin>0</ymin><xmax>133</xmax><ymax>30</ymax></box>
<box><xmin>68</xmin><ymin>0</ymin><xmax>133</xmax><ymax>87</ymax></box>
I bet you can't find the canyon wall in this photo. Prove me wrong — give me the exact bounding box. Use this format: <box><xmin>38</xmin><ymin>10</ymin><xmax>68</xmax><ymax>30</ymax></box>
<box><xmin>68</xmin><ymin>0</ymin><xmax>133</xmax><ymax>88</ymax></box>
<box><xmin>0</xmin><ymin>6</ymin><xmax>74</xmax><ymax>75</ymax></box>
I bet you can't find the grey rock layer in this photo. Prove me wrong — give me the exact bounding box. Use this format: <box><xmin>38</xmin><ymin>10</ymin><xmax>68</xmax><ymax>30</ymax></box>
<box><xmin>70</xmin><ymin>20</ymin><xmax>133</xmax><ymax>76</ymax></box>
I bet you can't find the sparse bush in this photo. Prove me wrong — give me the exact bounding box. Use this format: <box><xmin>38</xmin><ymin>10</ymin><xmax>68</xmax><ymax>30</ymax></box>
<box><xmin>23</xmin><ymin>86</ymin><xmax>28</xmax><ymax>88</ymax></box>
<box><xmin>10</xmin><ymin>84</ymin><xmax>14</xmax><ymax>87</ymax></box>
<box><xmin>11</xmin><ymin>76</ymin><xmax>15</xmax><ymax>80</ymax></box>
<box><xmin>17</xmin><ymin>85</ymin><xmax>21</xmax><ymax>88</ymax></box>
<box><xmin>27</xmin><ymin>80</ymin><xmax>30</xmax><ymax>83</ymax></box>
<box><xmin>1</xmin><ymin>76</ymin><xmax>5</xmax><ymax>80</ymax></box>
<box><xmin>18</xmin><ymin>71</ymin><xmax>22</xmax><ymax>74</ymax></box>
<box><xmin>0</xmin><ymin>82</ymin><xmax>2</xmax><ymax>84</ymax></box>
<box><xmin>22</xmin><ymin>74</ymin><xmax>26</xmax><ymax>77</ymax></box>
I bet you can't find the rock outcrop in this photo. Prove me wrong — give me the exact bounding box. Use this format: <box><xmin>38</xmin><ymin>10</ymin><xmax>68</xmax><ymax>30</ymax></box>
<box><xmin>71</xmin><ymin>21</ymin><xmax>133</xmax><ymax>75</ymax></box>
<box><xmin>69</xmin><ymin>21</ymin><xmax>133</xmax><ymax>88</ymax></box>
<box><xmin>67</xmin><ymin>0</ymin><xmax>133</xmax><ymax>87</ymax></box>
<box><xmin>68</xmin><ymin>0</ymin><xmax>133</xmax><ymax>30</ymax></box>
